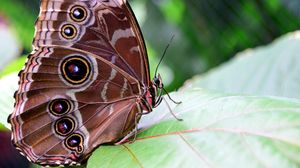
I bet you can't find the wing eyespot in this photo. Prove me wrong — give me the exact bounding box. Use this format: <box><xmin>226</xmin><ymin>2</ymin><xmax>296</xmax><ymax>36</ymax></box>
<box><xmin>54</xmin><ymin>117</ymin><xmax>75</xmax><ymax>136</ymax></box>
<box><xmin>65</xmin><ymin>133</ymin><xmax>84</xmax><ymax>153</ymax></box>
<box><xmin>61</xmin><ymin>56</ymin><xmax>91</xmax><ymax>85</ymax></box>
<box><xmin>61</xmin><ymin>24</ymin><xmax>77</xmax><ymax>39</ymax></box>
<box><xmin>70</xmin><ymin>5</ymin><xmax>87</xmax><ymax>22</ymax></box>
<box><xmin>49</xmin><ymin>99</ymin><xmax>72</xmax><ymax>116</ymax></box>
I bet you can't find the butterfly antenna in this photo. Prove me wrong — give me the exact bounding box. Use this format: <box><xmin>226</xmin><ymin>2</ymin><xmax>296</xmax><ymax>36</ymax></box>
<box><xmin>154</xmin><ymin>35</ymin><xmax>175</xmax><ymax>77</ymax></box>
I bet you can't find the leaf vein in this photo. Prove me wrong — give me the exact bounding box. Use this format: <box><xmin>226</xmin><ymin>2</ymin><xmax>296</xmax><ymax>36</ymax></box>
<box><xmin>122</xmin><ymin>144</ymin><xmax>144</xmax><ymax>168</ymax></box>
<box><xmin>178</xmin><ymin>133</ymin><xmax>215</xmax><ymax>168</ymax></box>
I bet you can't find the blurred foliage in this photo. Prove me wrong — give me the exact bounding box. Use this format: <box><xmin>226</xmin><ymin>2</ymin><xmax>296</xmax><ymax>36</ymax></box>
<box><xmin>0</xmin><ymin>56</ymin><xmax>26</xmax><ymax>78</ymax></box>
<box><xmin>1</xmin><ymin>0</ymin><xmax>300</xmax><ymax>90</ymax></box>
<box><xmin>0</xmin><ymin>0</ymin><xmax>37</xmax><ymax>51</ymax></box>
<box><xmin>147</xmin><ymin>0</ymin><xmax>300</xmax><ymax>90</ymax></box>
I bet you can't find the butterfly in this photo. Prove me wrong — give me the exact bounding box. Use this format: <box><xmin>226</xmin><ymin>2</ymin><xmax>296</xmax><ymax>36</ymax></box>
<box><xmin>7</xmin><ymin>0</ymin><xmax>168</xmax><ymax>166</ymax></box>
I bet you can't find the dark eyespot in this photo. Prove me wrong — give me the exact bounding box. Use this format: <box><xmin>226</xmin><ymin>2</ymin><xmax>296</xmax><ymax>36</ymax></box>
<box><xmin>61</xmin><ymin>56</ymin><xmax>91</xmax><ymax>84</ymax></box>
<box><xmin>65</xmin><ymin>134</ymin><xmax>84</xmax><ymax>153</ymax></box>
<box><xmin>61</xmin><ymin>24</ymin><xmax>77</xmax><ymax>39</ymax></box>
<box><xmin>70</xmin><ymin>6</ymin><xmax>87</xmax><ymax>22</ymax></box>
<box><xmin>49</xmin><ymin>99</ymin><xmax>71</xmax><ymax>116</ymax></box>
<box><xmin>55</xmin><ymin>117</ymin><xmax>75</xmax><ymax>136</ymax></box>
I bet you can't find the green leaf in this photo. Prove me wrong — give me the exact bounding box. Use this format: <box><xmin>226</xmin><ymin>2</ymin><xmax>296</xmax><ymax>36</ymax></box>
<box><xmin>182</xmin><ymin>31</ymin><xmax>300</xmax><ymax>99</ymax></box>
<box><xmin>88</xmin><ymin>89</ymin><xmax>300</xmax><ymax>168</ymax></box>
<box><xmin>0</xmin><ymin>73</ymin><xmax>18</xmax><ymax>129</ymax></box>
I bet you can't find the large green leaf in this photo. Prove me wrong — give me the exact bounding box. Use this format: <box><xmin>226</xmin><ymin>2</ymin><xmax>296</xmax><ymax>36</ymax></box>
<box><xmin>182</xmin><ymin>31</ymin><xmax>300</xmax><ymax>99</ymax></box>
<box><xmin>88</xmin><ymin>89</ymin><xmax>300</xmax><ymax>168</ymax></box>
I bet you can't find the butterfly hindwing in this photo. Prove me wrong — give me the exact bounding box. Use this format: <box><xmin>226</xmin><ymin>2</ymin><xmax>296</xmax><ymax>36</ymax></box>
<box><xmin>10</xmin><ymin>46</ymin><xmax>143</xmax><ymax>165</ymax></box>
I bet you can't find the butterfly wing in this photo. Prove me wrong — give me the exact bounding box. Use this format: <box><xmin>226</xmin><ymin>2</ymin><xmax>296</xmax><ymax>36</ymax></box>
<box><xmin>10</xmin><ymin>47</ymin><xmax>143</xmax><ymax>165</ymax></box>
<box><xmin>9</xmin><ymin>0</ymin><xmax>151</xmax><ymax>166</ymax></box>
<box><xmin>34</xmin><ymin>0</ymin><xmax>150</xmax><ymax>85</ymax></box>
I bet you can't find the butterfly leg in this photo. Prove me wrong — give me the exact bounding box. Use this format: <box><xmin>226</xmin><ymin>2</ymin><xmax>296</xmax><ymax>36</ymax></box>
<box><xmin>162</xmin><ymin>97</ymin><xmax>183</xmax><ymax>121</ymax></box>
<box><xmin>115</xmin><ymin>112</ymin><xmax>143</xmax><ymax>145</ymax></box>
<box><xmin>114</xmin><ymin>100</ymin><xmax>148</xmax><ymax>145</ymax></box>
<box><xmin>128</xmin><ymin>97</ymin><xmax>155</xmax><ymax>143</ymax></box>
<box><xmin>130</xmin><ymin>112</ymin><xmax>142</xmax><ymax>143</ymax></box>
<box><xmin>154</xmin><ymin>96</ymin><xmax>163</xmax><ymax>108</ymax></box>
<box><xmin>154</xmin><ymin>87</ymin><xmax>163</xmax><ymax>108</ymax></box>
<box><xmin>129</xmin><ymin>94</ymin><xmax>183</xmax><ymax>143</ymax></box>
<box><xmin>114</xmin><ymin>120</ymin><xmax>139</xmax><ymax>144</ymax></box>
<box><xmin>162</xmin><ymin>87</ymin><xmax>182</xmax><ymax>105</ymax></box>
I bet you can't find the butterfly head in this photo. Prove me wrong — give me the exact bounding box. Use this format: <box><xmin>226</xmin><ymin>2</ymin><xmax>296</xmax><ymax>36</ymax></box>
<box><xmin>153</xmin><ymin>73</ymin><xmax>163</xmax><ymax>89</ymax></box>
<box><xmin>140</xmin><ymin>74</ymin><xmax>163</xmax><ymax>110</ymax></box>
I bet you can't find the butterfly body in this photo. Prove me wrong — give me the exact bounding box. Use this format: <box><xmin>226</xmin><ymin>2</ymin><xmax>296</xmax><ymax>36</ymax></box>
<box><xmin>8</xmin><ymin>0</ymin><xmax>162</xmax><ymax>166</ymax></box>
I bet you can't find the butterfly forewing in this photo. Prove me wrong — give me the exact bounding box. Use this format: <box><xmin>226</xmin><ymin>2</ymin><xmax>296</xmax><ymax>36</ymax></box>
<box><xmin>8</xmin><ymin>0</ymin><xmax>154</xmax><ymax>166</ymax></box>
<box><xmin>35</xmin><ymin>0</ymin><xmax>150</xmax><ymax>85</ymax></box>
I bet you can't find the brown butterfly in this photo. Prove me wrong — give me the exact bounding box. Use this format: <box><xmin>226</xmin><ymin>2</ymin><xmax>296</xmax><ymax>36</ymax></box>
<box><xmin>7</xmin><ymin>0</ymin><xmax>169</xmax><ymax>166</ymax></box>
